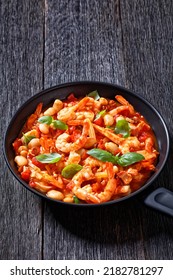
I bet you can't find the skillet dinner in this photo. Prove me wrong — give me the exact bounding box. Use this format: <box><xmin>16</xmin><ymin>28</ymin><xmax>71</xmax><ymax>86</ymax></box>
<box><xmin>12</xmin><ymin>91</ymin><xmax>158</xmax><ymax>204</ymax></box>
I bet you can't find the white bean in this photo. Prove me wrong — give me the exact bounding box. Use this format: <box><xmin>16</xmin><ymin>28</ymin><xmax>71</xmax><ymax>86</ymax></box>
<box><xmin>20</xmin><ymin>150</ymin><xmax>28</xmax><ymax>157</ymax></box>
<box><xmin>43</xmin><ymin>107</ymin><xmax>56</xmax><ymax>116</ymax></box>
<box><xmin>46</xmin><ymin>190</ymin><xmax>64</xmax><ymax>201</ymax></box>
<box><xmin>103</xmin><ymin>114</ymin><xmax>114</xmax><ymax>126</ymax></box>
<box><xmin>39</xmin><ymin>123</ymin><xmax>49</xmax><ymax>134</ymax></box>
<box><xmin>99</xmin><ymin>97</ymin><xmax>108</xmax><ymax>105</ymax></box>
<box><xmin>52</xmin><ymin>99</ymin><xmax>63</xmax><ymax>112</ymax></box>
<box><xmin>113</xmin><ymin>166</ymin><xmax>119</xmax><ymax>173</ymax></box>
<box><xmin>63</xmin><ymin>197</ymin><xmax>74</xmax><ymax>203</ymax></box>
<box><xmin>105</xmin><ymin>142</ymin><xmax>118</xmax><ymax>154</ymax></box>
<box><xmin>28</xmin><ymin>138</ymin><xmax>40</xmax><ymax>148</ymax></box>
<box><xmin>14</xmin><ymin>156</ymin><xmax>28</xmax><ymax>167</ymax></box>
<box><xmin>18</xmin><ymin>145</ymin><xmax>28</xmax><ymax>153</ymax></box>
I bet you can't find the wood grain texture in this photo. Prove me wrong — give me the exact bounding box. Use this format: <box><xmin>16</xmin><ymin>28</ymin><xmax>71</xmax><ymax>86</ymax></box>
<box><xmin>1</xmin><ymin>0</ymin><xmax>173</xmax><ymax>260</ymax></box>
<box><xmin>120</xmin><ymin>0</ymin><xmax>173</xmax><ymax>259</ymax></box>
<box><xmin>43</xmin><ymin>0</ymin><xmax>173</xmax><ymax>260</ymax></box>
<box><xmin>44</xmin><ymin>0</ymin><xmax>126</xmax><ymax>87</ymax></box>
<box><xmin>120</xmin><ymin>0</ymin><xmax>173</xmax><ymax>124</ymax></box>
<box><xmin>0</xmin><ymin>0</ymin><xmax>44</xmax><ymax>259</ymax></box>
<box><xmin>43</xmin><ymin>0</ymin><xmax>143</xmax><ymax>260</ymax></box>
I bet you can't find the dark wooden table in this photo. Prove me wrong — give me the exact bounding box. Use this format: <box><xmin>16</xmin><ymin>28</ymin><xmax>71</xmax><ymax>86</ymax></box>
<box><xmin>1</xmin><ymin>0</ymin><xmax>173</xmax><ymax>260</ymax></box>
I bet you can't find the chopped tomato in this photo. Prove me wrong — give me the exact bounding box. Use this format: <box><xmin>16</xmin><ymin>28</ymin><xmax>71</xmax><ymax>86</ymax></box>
<box><xmin>39</xmin><ymin>137</ymin><xmax>55</xmax><ymax>153</ymax></box>
<box><xmin>32</xmin><ymin>157</ymin><xmax>45</xmax><ymax>169</ymax></box>
<box><xmin>139</xmin><ymin>131</ymin><xmax>150</xmax><ymax>142</ymax></box>
<box><xmin>29</xmin><ymin>180</ymin><xmax>36</xmax><ymax>188</ymax></box>
<box><xmin>97</xmin><ymin>139</ymin><xmax>106</xmax><ymax>150</ymax></box>
<box><xmin>13</xmin><ymin>138</ymin><xmax>22</xmax><ymax>152</ymax></box>
<box><xmin>93</xmin><ymin>117</ymin><xmax>104</xmax><ymax>126</ymax></box>
<box><xmin>129</xmin><ymin>147</ymin><xmax>135</xmax><ymax>152</ymax></box>
<box><xmin>67</xmin><ymin>93</ymin><xmax>77</xmax><ymax>102</ymax></box>
<box><xmin>81</xmin><ymin>149</ymin><xmax>88</xmax><ymax>160</ymax></box>
<box><xmin>21</xmin><ymin>169</ymin><xmax>31</xmax><ymax>181</ymax></box>
<box><xmin>54</xmin><ymin>129</ymin><xmax>64</xmax><ymax>138</ymax></box>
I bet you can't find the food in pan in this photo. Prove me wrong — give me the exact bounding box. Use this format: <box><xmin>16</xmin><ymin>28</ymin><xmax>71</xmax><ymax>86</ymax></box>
<box><xmin>13</xmin><ymin>91</ymin><xmax>159</xmax><ymax>204</ymax></box>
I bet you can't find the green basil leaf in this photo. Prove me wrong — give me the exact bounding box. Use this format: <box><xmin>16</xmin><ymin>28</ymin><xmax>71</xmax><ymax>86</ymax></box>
<box><xmin>87</xmin><ymin>148</ymin><xmax>117</xmax><ymax>164</ymax></box>
<box><xmin>95</xmin><ymin>110</ymin><xmax>106</xmax><ymax>120</ymax></box>
<box><xmin>73</xmin><ymin>195</ymin><xmax>81</xmax><ymax>204</ymax></box>
<box><xmin>52</xmin><ymin>120</ymin><xmax>68</xmax><ymax>130</ymax></box>
<box><xmin>117</xmin><ymin>152</ymin><xmax>145</xmax><ymax>167</ymax></box>
<box><xmin>36</xmin><ymin>153</ymin><xmax>62</xmax><ymax>164</ymax></box>
<box><xmin>38</xmin><ymin>115</ymin><xmax>53</xmax><ymax>125</ymax></box>
<box><xmin>23</xmin><ymin>134</ymin><xmax>36</xmax><ymax>145</ymax></box>
<box><xmin>87</xmin><ymin>90</ymin><xmax>100</xmax><ymax>100</ymax></box>
<box><xmin>115</xmin><ymin>119</ymin><xmax>130</xmax><ymax>138</ymax></box>
<box><xmin>61</xmin><ymin>164</ymin><xmax>83</xmax><ymax>179</ymax></box>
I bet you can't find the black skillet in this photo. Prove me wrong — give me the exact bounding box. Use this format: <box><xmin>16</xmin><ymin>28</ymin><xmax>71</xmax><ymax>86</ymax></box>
<box><xmin>3</xmin><ymin>81</ymin><xmax>173</xmax><ymax>216</ymax></box>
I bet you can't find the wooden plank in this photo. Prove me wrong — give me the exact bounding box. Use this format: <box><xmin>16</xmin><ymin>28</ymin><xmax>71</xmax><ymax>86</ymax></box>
<box><xmin>43</xmin><ymin>0</ymin><xmax>126</xmax><ymax>87</ymax></box>
<box><xmin>43</xmin><ymin>0</ymin><xmax>145</xmax><ymax>260</ymax></box>
<box><xmin>1</xmin><ymin>0</ymin><xmax>172</xmax><ymax>261</ymax></box>
<box><xmin>120</xmin><ymin>0</ymin><xmax>173</xmax><ymax>259</ymax></box>
<box><xmin>44</xmin><ymin>201</ymin><xmax>145</xmax><ymax>260</ymax></box>
<box><xmin>0</xmin><ymin>0</ymin><xmax>44</xmax><ymax>259</ymax></box>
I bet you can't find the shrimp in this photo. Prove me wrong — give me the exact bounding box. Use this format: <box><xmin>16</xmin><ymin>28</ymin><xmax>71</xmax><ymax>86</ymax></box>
<box><xmin>43</xmin><ymin>99</ymin><xmax>63</xmax><ymax>116</ymax></box>
<box><xmin>93</xmin><ymin>124</ymin><xmax>124</xmax><ymax>145</ymax></box>
<box><xmin>72</xmin><ymin>162</ymin><xmax>117</xmax><ymax>203</ymax></box>
<box><xmin>84</xmin><ymin>156</ymin><xmax>115</xmax><ymax>179</ymax></box>
<box><xmin>130</xmin><ymin>121</ymin><xmax>150</xmax><ymax>136</ymax></box>
<box><xmin>72</xmin><ymin>166</ymin><xmax>95</xmax><ymax>184</ymax></box>
<box><xmin>67</xmin><ymin>151</ymin><xmax>81</xmax><ymax>164</ymax></box>
<box><xmin>144</xmin><ymin>137</ymin><xmax>155</xmax><ymax>152</ymax></box>
<box><xmin>92</xmin><ymin>97</ymin><xmax>109</xmax><ymax>111</ymax></box>
<box><xmin>57</xmin><ymin>106</ymin><xmax>77</xmax><ymax>122</ymax></box>
<box><xmin>96</xmin><ymin>162</ymin><xmax>117</xmax><ymax>203</ymax></box>
<box><xmin>55</xmin><ymin>119</ymin><xmax>90</xmax><ymax>153</ymax></box>
<box><xmin>135</xmin><ymin>150</ymin><xmax>157</xmax><ymax>161</ymax></box>
<box><xmin>83</xmin><ymin>118</ymin><xmax>97</xmax><ymax>148</ymax></box>
<box><xmin>28</xmin><ymin>159</ymin><xmax>64</xmax><ymax>188</ymax></box>
<box><xmin>115</xmin><ymin>95</ymin><xmax>135</xmax><ymax>114</ymax></box>
<box><xmin>119</xmin><ymin>137</ymin><xmax>141</xmax><ymax>153</ymax></box>
<box><xmin>25</xmin><ymin>103</ymin><xmax>43</xmax><ymax>130</ymax></box>
<box><xmin>75</xmin><ymin>111</ymin><xmax>95</xmax><ymax>121</ymax></box>
<box><xmin>93</xmin><ymin>124</ymin><xmax>141</xmax><ymax>153</ymax></box>
<box><xmin>33</xmin><ymin>181</ymin><xmax>53</xmax><ymax>193</ymax></box>
<box><xmin>109</xmin><ymin>95</ymin><xmax>135</xmax><ymax>116</ymax></box>
<box><xmin>57</xmin><ymin>97</ymin><xmax>94</xmax><ymax>122</ymax></box>
<box><xmin>31</xmin><ymin>171</ymin><xmax>64</xmax><ymax>188</ymax></box>
<box><xmin>109</xmin><ymin>105</ymin><xmax>131</xmax><ymax>116</ymax></box>
<box><xmin>84</xmin><ymin>156</ymin><xmax>105</xmax><ymax>169</ymax></box>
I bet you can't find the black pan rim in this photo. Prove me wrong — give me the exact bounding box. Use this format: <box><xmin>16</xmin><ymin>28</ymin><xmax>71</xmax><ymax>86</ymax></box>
<box><xmin>3</xmin><ymin>80</ymin><xmax>170</xmax><ymax>207</ymax></box>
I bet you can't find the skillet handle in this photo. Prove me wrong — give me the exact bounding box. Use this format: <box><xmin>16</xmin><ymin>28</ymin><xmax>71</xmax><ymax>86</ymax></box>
<box><xmin>144</xmin><ymin>187</ymin><xmax>173</xmax><ymax>217</ymax></box>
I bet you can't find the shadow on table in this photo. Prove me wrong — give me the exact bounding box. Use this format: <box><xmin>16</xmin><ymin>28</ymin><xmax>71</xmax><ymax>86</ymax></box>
<box><xmin>45</xmin><ymin>150</ymin><xmax>173</xmax><ymax>245</ymax></box>
<box><xmin>46</xmin><ymin>194</ymin><xmax>173</xmax><ymax>245</ymax></box>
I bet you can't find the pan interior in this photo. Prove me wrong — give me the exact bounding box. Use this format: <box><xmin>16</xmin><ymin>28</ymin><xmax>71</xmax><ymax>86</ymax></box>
<box><xmin>4</xmin><ymin>82</ymin><xmax>169</xmax><ymax>206</ymax></box>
